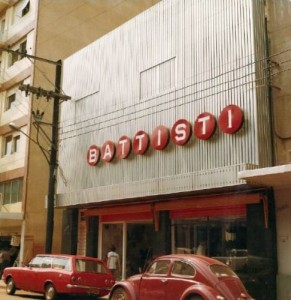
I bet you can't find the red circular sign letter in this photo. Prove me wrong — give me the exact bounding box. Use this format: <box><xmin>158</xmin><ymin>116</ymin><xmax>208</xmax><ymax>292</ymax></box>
<box><xmin>87</xmin><ymin>145</ymin><xmax>100</xmax><ymax>166</ymax></box>
<box><xmin>101</xmin><ymin>141</ymin><xmax>116</xmax><ymax>162</ymax></box>
<box><xmin>171</xmin><ymin>119</ymin><xmax>192</xmax><ymax>145</ymax></box>
<box><xmin>194</xmin><ymin>112</ymin><xmax>216</xmax><ymax>140</ymax></box>
<box><xmin>151</xmin><ymin>125</ymin><xmax>170</xmax><ymax>150</ymax></box>
<box><xmin>133</xmin><ymin>130</ymin><xmax>149</xmax><ymax>155</ymax></box>
<box><xmin>218</xmin><ymin>105</ymin><xmax>244</xmax><ymax>134</ymax></box>
<box><xmin>116</xmin><ymin>136</ymin><xmax>131</xmax><ymax>159</ymax></box>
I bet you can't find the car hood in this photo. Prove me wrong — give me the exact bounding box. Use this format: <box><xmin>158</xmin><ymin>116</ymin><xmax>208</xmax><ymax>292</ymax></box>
<box><xmin>215</xmin><ymin>278</ymin><xmax>252</xmax><ymax>300</ymax></box>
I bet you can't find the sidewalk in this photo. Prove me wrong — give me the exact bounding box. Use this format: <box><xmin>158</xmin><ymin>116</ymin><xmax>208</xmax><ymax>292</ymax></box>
<box><xmin>0</xmin><ymin>279</ymin><xmax>4</xmax><ymax>289</ymax></box>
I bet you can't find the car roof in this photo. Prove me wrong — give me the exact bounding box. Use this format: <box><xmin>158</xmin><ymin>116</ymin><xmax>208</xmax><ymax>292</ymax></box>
<box><xmin>35</xmin><ymin>254</ymin><xmax>102</xmax><ymax>261</ymax></box>
<box><xmin>155</xmin><ymin>254</ymin><xmax>225</xmax><ymax>266</ymax></box>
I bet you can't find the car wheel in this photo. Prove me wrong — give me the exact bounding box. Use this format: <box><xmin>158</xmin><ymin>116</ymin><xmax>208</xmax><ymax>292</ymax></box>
<box><xmin>6</xmin><ymin>277</ymin><xmax>16</xmax><ymax>295</ymax></box>
<box><xmin>45</xmin><ymin>283</ymin><xmax>58</xmax><ymax>300</ymax></box>
<box><xmin>110</xmin><ymin>287</ymin><xmax>128</xmax><ymax>300</ymax></box>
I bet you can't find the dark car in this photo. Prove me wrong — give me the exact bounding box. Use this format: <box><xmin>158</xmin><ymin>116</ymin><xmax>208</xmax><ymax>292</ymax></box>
<box><xmin>109</xmin><ymin>254</ymin><xmax>254</xmax><ymax>300</ymax></box>
<box><xmin>2</xmin><ymin>254</ymin><xmax>115</xmax><ymax>300</ymax></box>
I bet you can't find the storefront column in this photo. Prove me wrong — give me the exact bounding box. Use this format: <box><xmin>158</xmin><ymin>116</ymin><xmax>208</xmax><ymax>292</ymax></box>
<box><xmin>19</xmin><ymin>220</ymin><xmax>26</xmax><ymax>266</ymax></box>
<box><xmin>61</xmin><ymin>209</ymin><xmax>78</xmax><ymax>254</ymax></box>
<box><xmin>152</xmin><ymin>211</ymin><xmax>171</xmax><ymax>256</ymax></box>
<box><xmin>86</xmin><ymin>216</ymin><xmax>99</xmax><ymax>257</ymax></box>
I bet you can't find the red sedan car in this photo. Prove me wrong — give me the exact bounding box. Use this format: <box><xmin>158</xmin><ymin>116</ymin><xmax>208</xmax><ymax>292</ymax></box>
<box><xmin>2</xmin><ymin>254</ymin><xmax>115</xmax><ymax>300</ymax></box>
<box><xmin>109</xmin><ymin>254</ymin><xmax>254</xmax><ymax>300</ymax></box>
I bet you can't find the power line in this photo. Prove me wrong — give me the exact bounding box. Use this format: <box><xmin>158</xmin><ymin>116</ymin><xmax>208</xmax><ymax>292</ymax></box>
<box><xmin>59</xmin><ymin>54</ymin><xmax>291</xmax><ymax>142</ymax></box>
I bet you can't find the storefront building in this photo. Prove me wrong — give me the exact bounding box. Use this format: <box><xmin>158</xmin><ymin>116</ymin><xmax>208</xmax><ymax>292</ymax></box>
<box><xmin>57</xmin><ymin>1</ymin><xmax>277</xmax><ymax>299</ymax></box>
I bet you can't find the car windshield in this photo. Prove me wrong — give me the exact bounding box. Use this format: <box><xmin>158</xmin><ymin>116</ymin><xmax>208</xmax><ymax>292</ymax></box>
<box><xmin>210</xmin><ymin>264</ymin><xmax>238</xmax><ymax>278</ymax></box>
<box><xmin>75</xmin><ymin>259</ymin><xmax>108</xmax><ymax>274</ymax></box>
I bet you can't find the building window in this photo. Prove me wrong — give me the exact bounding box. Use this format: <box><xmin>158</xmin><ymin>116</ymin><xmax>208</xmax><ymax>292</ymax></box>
<box><xmin>6</xmin><ymin>93</ymin><xmax>16</xmax><ymax>110</ymax></box>
<box><xmin>22</xmin><ymin>0</ymin><xmax>30</xmax><ymax>17</ymax></box>
<box><xmin>140</xmin><ymin>57</ymin><xmax>176</xmax><ymax>99</ymax></box>
<box><xmin>8</xmin><ymin>40</ymin><xmax>27</xmax><ymax>67</ymax></box>
<box><xmin>13</xmin><ymin>0</ymin><xmax>30</xmax><ymax>23</ymax></box>
<box><xmin>0</xmin><ymin>18</ymin><xmax>5</xmax><ymax>39</ymax></box>
<box><xmin>0</xmin><ymin>179</ymin><xmax>23</xmax><ymax>205</ymax></box>
<box><xmin>3</xmin><ymin>135</ymin><xmax>20</xmax><ymax>156</ymax></box>
<box><xmin>19</xmin><ymin>40</ymin><xmax>27</xmax><ymax>58</ymax></box>
<box><xmin>4</xmin><ymin>135</ymin><xmax>12</xmax><ymax>155</ymax></box>
<box><xmin>14</xmin><ymin>135</ymin><xmax>21</xmax><ymax>152</ymax></box>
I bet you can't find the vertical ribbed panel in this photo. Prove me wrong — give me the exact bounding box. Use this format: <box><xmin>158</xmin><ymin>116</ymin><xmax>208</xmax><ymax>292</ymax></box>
<box><xmin>57</xmin><ymin>0</ymin><xmax>271</xmax><ymax>206</ymax></box>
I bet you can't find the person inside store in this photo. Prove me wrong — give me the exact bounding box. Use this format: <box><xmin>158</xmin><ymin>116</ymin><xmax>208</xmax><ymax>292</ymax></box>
<box><xmin>107</xmin><ymin>245</ymin><xmax>120</xmax><ymax>277</ymax></box>
<box><xmin>196</xmin><ymin>240</ymin><xmax>207</xmax><ymax>255</ymax></box>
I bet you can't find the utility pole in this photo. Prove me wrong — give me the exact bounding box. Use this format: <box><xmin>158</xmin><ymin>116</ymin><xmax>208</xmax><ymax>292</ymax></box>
<box><xmin>46</xmin><ymin>60</ymin><xmax>61</xmax><ymax>254</ymax></box>
<box><xmin>2</xmin><ymin>48</ymin><xmax>70</xmax><ymax>254</ymax></box>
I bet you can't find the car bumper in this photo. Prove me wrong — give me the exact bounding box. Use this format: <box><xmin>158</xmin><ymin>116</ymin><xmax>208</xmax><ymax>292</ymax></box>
<box><xmin>66</xmin><ymin>284</ymin><xmax>111</xmax><ymax>296</ymax></box>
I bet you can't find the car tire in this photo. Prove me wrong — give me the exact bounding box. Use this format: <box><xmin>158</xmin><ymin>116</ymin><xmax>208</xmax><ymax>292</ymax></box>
<box><xmin>45</xmin><ymin>283</ymin><xmax>58</xmax><ymax>300</ymax></box>
<box><xmin>110</xmin><ymin>287</ymin><xmax>128</xmax><ymax>300</ymax></box>
<box><xmin>6</xmin><ymin>277</ymin><xmax>16</xmax><ymax>295</ymax></box>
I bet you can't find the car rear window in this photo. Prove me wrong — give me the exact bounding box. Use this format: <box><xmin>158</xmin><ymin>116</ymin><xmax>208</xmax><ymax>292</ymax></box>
<box><xmin>75</xmin><ymin>259</ymin><xmax>108</xmax><ymax>274</ymax></box>
<box><xmin>210</xmin><ymin>265</ymin><xmax>238</xmax><ymax>278</ymax></box>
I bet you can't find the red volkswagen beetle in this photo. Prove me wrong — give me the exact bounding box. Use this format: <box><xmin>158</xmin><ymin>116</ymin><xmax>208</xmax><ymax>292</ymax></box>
<box><xmin>2</xmin><ymin>254</ymin><xmax>115</xmax><ymax>300</ymax></box>
<box><xmin>109</xmin><ymin>254</ymin><xmax>254</xmax><ymax>300</ymax></box>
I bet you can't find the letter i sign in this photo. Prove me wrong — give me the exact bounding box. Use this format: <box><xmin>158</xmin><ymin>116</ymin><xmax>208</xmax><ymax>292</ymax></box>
<box><xmin>218</xmin><ymin>105</ymin><xmax>244</xmax><ymax>134</ymax></box>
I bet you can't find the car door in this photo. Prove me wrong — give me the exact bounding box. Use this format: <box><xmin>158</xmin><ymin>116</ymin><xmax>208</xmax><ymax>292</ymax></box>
<box><xmin>139</xmin><ymin>259</ymin><xmax>171</xmax><ymax>300</ymax></box>
<box><xmin>50</xmin><ymin>257</ymin><xmax>72</xmax><ymax>293</ymax></box>
<box><xmin>21</xmin><ymin>256</ymin><xmax>44</xmax><ymax>292</ymax></box>
<box><xmin>35</xmin><ymin>256</ymin><xmax>53</xmax><ymax>292</ymax></box>
<box><xmin>166</xmin><ymin>260</ymin><xmax>196</xmax><ymax>300</ymax></box>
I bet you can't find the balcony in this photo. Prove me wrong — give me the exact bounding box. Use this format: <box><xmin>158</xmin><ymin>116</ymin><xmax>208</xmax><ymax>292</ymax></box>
<box><xmin>0</xmin><ymin>1</ymin><xmax>16</xmax><ymax>13</ymax></box>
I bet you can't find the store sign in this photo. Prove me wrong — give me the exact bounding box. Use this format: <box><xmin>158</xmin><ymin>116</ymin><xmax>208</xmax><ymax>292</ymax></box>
<box><xmin>87</xmin><ymin>104</ymin><xmax>244</xmax><ymax>166</ymax></box>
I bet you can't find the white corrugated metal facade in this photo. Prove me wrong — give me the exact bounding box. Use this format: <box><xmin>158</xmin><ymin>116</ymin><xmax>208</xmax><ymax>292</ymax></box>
<box><xmin>57</xmin><ymin>0</ymin><xmax>270</xmax><ymax>207</ymax></box>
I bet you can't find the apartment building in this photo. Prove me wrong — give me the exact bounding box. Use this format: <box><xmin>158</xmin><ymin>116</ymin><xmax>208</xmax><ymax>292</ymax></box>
<box><xmin>0</xmin><ymin>0</ymin><xmax>159</xmax><ymax>265</ymax></box>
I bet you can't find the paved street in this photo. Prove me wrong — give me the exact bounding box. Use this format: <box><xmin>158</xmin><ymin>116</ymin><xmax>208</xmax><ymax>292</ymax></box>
<box><xmin>0</xmin><ymin>280</ymin><xmax>109</xmax><ymax>300</ymax></box>
<box><xmin>0</xmin><ymin>282</ymin><xmax>43</xmax><ymax>300</ymax></box>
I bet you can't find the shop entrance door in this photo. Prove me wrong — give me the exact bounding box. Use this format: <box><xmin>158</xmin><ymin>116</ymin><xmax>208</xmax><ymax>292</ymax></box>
<box><xmin>126</xmin><ymin>223</ymin><xmax>154</xmax><ymax>277</ymax></box>
<box><xmin>101</xmin><ymin>223</ymin><xmax>123</xmax><ymax>279</ymax></box>
<box><xmin>101</xmin><ymin>222</ymin><xmax>155</xmax><ymax>279</ymax></box>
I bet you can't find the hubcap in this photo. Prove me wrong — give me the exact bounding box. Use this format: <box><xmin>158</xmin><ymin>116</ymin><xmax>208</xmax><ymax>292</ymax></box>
<box><xmin>46</xmin><ymin>287</ymin><xmax>55</xmax><ymax>300</ymax></box>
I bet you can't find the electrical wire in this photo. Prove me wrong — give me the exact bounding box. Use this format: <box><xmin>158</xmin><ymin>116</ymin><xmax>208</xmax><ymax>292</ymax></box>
<box><xmin>58</xmin><ymin>55</ymin><xmax>291</xmax><ymax>142</ymax></box>
<box><xmin>2</xmin><ymin>44</ymin><xmax>291</xmax><ymax>140</ymax></box>
<box><xmin>56</xmin><ymin>55</ymin><xmax>269</xmax><ymax>135</ymax></box>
